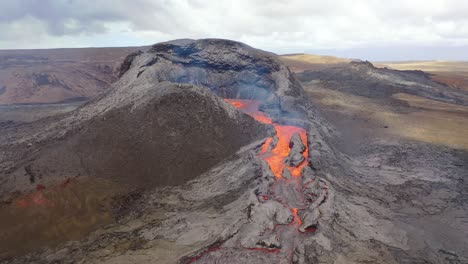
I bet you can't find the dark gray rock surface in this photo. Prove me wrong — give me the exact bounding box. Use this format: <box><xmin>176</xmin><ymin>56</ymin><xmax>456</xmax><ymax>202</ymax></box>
<box><xmin>284</xmin><ymin>133</ymin><xmax>306</xmax><ymax>167</ymax></box>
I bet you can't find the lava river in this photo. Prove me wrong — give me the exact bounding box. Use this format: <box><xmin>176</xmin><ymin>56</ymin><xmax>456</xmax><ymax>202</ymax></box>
<box><xmin>225</xmin><ymin>99</ymin><xmax>309</xmax><ymax>180</ymax></box>
<box><xmin>226</xmin><ymin>99</ymin><xmax>313</xmax><ymax>258</ymax></box>
<box><xmin>187</xmin><ymin>99</ymin><xmax>329</xmax><ymax>263</ymax></box>
<box><xmin>225</xmin><ymin>99</ymin><xmax>309</xmax><ymax>225</ymax></box>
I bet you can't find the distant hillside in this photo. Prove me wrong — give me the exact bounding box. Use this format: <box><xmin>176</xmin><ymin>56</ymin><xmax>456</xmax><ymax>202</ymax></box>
<box><xmin>376</xmin><ymin>60</ymin><xmax>468</xmax><ymax>92</ymax></box>
<box><xmin>0</xmin><ymin>47</ymin><xmax>142</xmax><ymax>105</ymax></box>
<box><xmin>280</xmin><ymin>53</ymin><xmax>350</xmax><ymax>72</ymax></box>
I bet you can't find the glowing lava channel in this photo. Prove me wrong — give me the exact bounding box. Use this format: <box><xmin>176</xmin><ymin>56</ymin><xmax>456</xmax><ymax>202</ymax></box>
<box><xmin>225</xmin><ymin>99</ymin><xmax>308</xmax><ymax>179</ymax></box>
<box><xmin>225</xmin><ymin>98</ymin><xmax>310</xmax><ymax>232</ymax></box>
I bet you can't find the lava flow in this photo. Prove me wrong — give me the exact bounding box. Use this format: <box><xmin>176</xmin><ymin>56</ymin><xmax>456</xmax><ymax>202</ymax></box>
<box><xmin>185</xmin><ymin>100</ymin><xmax>326</xmax><ymax>263</ymax></box>
<box><xmin>225</xmin><ymin>99</ymin><xmax>308</xmax><ymax>179</ymax></box>
<box><xmin>225</xmin><ymin>99</ymin><xmax>273</xmax><ymax>124</ymax></box>
<box><xmin>225</xmin><ymin>98</ymin><xmax>310</xmax><ymax>219</ymax></box>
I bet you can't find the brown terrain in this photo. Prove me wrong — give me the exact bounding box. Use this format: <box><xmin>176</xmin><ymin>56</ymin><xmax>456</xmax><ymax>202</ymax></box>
<box><xmin>0</xmin><ymin>47</ymin><xmax>141</xmax><ymax>105</ymax></box>
<box><xmin>0</xmin><ymin>42</ymin><xmax>466</xmax><ymax>264</ymax></box>
<box><xmin>280</xmin><ymin>53</ymin><xmax>350</xmax><ymax>72</ymax></box>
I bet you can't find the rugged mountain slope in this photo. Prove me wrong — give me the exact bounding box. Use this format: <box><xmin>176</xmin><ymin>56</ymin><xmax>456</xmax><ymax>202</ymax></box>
<box><xmin>0</xmin><ymin>47</ymin><xmax>140</xmax><ymax>104</ymax></box>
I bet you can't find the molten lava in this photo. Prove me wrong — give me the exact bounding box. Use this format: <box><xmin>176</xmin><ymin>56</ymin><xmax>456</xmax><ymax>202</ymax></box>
<box><xmin>263</xmin><ymin>125</ymin><xmax>308</xmax><ymax>179</ymax></box>
<box><xmin>225</xmin><ymin>99</ymin><xmax>308</xmax><ymax>179</ymax></box>
<box><xmin>224</xmin><ymin>99</ymin><xmax>272</xmax><ymax>124</ymax></box>
<box><xmin>260</xmin><ymin>137</ymin><xmax>274</xmax><ymax>154</ymax></box>
<box><xmin>186</xmin><ymin>99</ymin><xmax>324</xmax><ymax>262</ymax></box>
<box><xmin>225</xmin><ymin>99</ymin><xmax>309</xmax><ymax>229</ymax></box>
<box><xmin>291</xmin><ymin>208</ymin><xmax>303</xmax><ymax>226</ymax></box>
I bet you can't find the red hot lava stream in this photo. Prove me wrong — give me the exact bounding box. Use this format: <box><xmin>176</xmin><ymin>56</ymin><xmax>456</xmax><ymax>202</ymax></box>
<box><xmin>187</xmin><ymin>99</ymin><xmax>320</xmax><ymax>263</ymax></box>
<box><xmin>225</xmin><ymin>99</ymin><xmax>308</xmax><ymax>180</ymax></box>
<box><xmin>225</xmin><ymin>99</ymin><xmax>308</xmax><ymax>229</ymax></box>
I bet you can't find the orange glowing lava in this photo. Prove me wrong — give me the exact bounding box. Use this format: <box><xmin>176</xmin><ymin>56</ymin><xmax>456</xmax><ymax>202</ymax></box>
<box><xmin>224</xmin><ymin>99</ymin><xmax>272</xmax><ymax>124</ymax></box>
<box><xmin>225</xmin><ymin>99</ymin><xmax>308</xmax><ymax>179</ymax></box>
<box><xmin>264</xmin><ymin>125</ymin><xmax>308</xmax><ymax>179</ymax></box>
<box><xmin>260</xmin><ymin>137</ymin><xmax>273</xmax><ymax>154</ymax></box>
<box><xmin>291</xmin><ymin>208</ymin><xmax>302</xmax><ymax>225</ymax></box>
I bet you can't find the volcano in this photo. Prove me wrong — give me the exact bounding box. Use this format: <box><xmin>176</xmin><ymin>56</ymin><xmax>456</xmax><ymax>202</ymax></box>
<box><xmin>0</xmin><ymin>39</ymin><xmax>318</xmax><ymax>261</ymax></box>
<box><xmin>1</xmin><ymin>39</ymin><xmax>467</xmax><ymax>264</ymax></box>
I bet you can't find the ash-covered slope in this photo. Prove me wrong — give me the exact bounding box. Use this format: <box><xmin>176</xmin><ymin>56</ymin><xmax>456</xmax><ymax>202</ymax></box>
<box><xmin>6</xmin><ymin>83</ymin><xmax>270</xmax><ymax>191</ymax></box>
<box><xmin>0</xmin><ymin>40</ymin><xmax>288</xmax><ymax>199</ymax></box>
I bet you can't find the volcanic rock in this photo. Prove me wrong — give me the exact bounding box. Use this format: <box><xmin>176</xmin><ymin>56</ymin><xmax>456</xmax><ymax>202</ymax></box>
<box><xmin>289</xmin><ymin>133</ymin><xmax>306</xmax><ymax>152</ymax></box>
<box><xmin>299</xmin><ymin>208</ymin><xmax>320</xmax><ymax>233</ymax></box>
<box><xmin>282</xmin><ymin>167</ymin><xmax>293</xmax><ymax>179</ymax></box>
<box><xmin>284</xmin><ymin>133</ymin><xmax>306</xmax><ymax>167</ymax></box>
<box><xmin>239</xmin><ymin>200</ymin><xmax>293</xmax><ymax>249</ymax></box>
<box><xmin>301</xmin><ymin>166</ymin><xmax>316</xmax><ymax>185</ymax></box>
<box><xmin>285</xmin><ymin>150</ymin><xmax>305</xmax><ymax>167</ymax></box>
<box><xmin>252</xmin><ymin>200</ymin><xmax>294</xmax><ymax>226</ymax></box>
<box><xmin>271</xmin><ymin>136</ymin><xmax>279</xmax><ymax>149</ymax></box>
<box><xmin>258</xmin><ymin>234</ymin><xmax>281</xmax><ymax>249</ymax></box>
<box><xmin>118</xmin><ymin>50</ymin><xmax>143</xmax><ymax>77</ymax></box>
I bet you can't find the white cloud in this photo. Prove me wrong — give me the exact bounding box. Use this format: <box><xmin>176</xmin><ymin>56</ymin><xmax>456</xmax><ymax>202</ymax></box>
<box><xmin>0</xmin><ymin>0</ymin><xmax>466</xmax><ymax>59</ymax></box>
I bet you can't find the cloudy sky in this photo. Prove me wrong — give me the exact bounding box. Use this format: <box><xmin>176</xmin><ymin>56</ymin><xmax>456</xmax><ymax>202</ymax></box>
<box><xmin>0</xmin><ymin>0</ymin><xmax>467</xmax><ymax>61</ymax></box>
